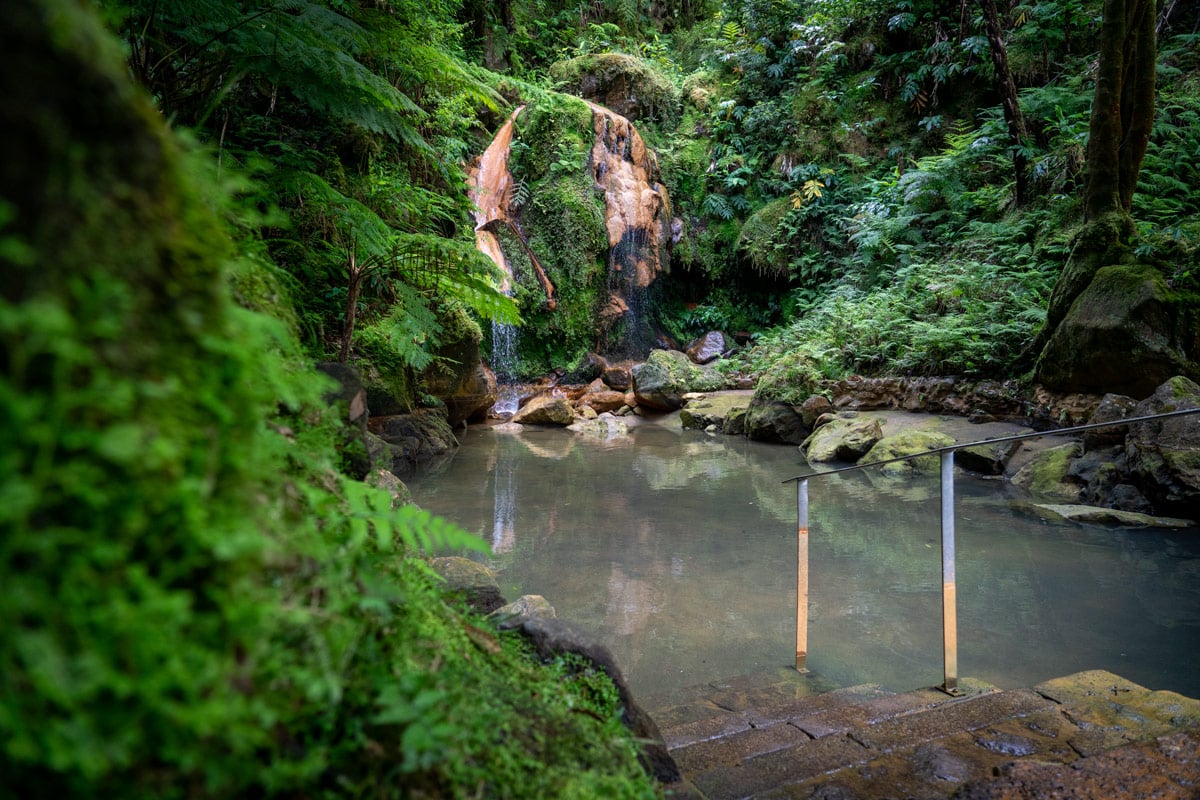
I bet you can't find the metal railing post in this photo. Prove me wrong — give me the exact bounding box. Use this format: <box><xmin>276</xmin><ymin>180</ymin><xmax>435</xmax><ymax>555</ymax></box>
<box><xmin>940</xmin><ymin>450</ymin><xmax>959</xmax><ymax>694</ymax></box>
<box><xmin>796</xmin><ymin>478</ymin><xmax>809</xmax><ymax>672</ymax></box>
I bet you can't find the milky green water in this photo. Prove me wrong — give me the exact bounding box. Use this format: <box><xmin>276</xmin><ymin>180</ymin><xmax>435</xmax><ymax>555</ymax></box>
<box><xmin>407</xmin><ymin>418</ymin><xmax>1200</xmax><ymax>700</ymax></box>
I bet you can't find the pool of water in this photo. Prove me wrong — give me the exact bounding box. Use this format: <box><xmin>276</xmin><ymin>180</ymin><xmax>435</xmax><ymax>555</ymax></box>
<box><xmin>407</xmin><ymin>416</ymin><xmax>1200</xmax><ymax>701</ymax></box>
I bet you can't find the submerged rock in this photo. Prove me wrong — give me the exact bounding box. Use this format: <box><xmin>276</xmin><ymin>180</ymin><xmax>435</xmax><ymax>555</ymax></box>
<box><xmin>1029</xmin><ymin>503</ymin><xmax>1195</xmax><ymax>529</ymax></box>
<box><xmin>957</xmin><ymin>438</ymin><xmax>1023</xmax><ymax>476</ymax></box>
<box><xmin>859</xmin><ymin>430</ymin><xmax>955</xmax><ymax>476</ymax></box>
<box><xmin>489</xmin><ymin>594</ymin><xmax>557</xmax><ymax>629</ymax></box>
<box><xmin>745</xmin><ymin>398</ymin><xmax>808</xmax><ymax>444</ymax></box>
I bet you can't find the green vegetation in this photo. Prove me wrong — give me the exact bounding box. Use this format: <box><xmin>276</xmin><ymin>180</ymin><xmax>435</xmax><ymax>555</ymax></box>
<box><xmin>7</xmin><ymin>0</ymin><xmax>1200</xmax><ymax>794</ymax></box>
<box><xmin>1</xmin><ymin>1</ymin><xmax>656</xmax><ymax>796</ymax></box>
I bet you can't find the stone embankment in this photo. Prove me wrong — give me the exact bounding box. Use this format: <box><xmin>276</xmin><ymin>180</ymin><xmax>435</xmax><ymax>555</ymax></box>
<box><xmin>646</xmin><ymin>668</ymin><xmax>1200</xmax><ymax>799</ymax></box>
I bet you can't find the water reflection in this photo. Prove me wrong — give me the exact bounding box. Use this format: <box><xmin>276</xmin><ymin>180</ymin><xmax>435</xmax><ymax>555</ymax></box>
<box><xmin>408</xmin><ymin>421</ymin><xmax>1200</xmax><ymax>700</ymax></box>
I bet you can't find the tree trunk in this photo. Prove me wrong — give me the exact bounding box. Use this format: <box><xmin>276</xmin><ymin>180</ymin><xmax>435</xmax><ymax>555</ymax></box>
<box><xmin>979</xmin><ymin>0</ymin><xmax>1030</xmax><ymax>206</ymax></box>
<box><xmin>1085</xmin><ymin>0</ymin><xmax>1157</xmax><ymax>219</ymax></box>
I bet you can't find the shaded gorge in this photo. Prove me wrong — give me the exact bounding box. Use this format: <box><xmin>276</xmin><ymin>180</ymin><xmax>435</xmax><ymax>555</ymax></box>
<box><xmin>408</xmin><ymin>417</ymin><xmax>1200</xmax><ymax>700</ymax></box>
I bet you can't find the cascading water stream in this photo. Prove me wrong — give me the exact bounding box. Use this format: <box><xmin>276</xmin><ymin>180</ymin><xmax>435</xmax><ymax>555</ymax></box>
<box><xmin>469</xmin><ymin>107</ymin><xmax>524</xmax><ymax>415</ymax></box>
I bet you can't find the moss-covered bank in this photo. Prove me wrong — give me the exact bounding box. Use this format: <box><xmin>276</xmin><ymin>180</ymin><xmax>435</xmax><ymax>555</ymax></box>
<box><xmin>0</xmin><ymin>2</ymin><xmax>657</xmax><ymax>797</ymax></box>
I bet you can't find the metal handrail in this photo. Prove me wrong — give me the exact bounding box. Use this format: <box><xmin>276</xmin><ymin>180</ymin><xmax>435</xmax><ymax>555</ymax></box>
<box><xmin>780</xmin><ymin>405</ymin><xmax>1200</xmax><ymax>695</ymax></box>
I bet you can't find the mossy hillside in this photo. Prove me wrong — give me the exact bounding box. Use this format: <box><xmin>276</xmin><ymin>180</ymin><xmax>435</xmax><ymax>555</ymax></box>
<box><xmin>0</xmin><ymin>3</ymin><xmax>657</xmax><ymax>796</ymax></box>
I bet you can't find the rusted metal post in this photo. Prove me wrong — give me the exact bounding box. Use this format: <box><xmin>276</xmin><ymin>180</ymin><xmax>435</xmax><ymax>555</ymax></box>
<box><xmin>796</xmin><ymin>478</ymin><xmax>809</xmax><ymax>672</ymax></box>
<box><xmin>940</xmin><ymin>451</ymin><xmax>959</xmax><ymax>694</ymax></box>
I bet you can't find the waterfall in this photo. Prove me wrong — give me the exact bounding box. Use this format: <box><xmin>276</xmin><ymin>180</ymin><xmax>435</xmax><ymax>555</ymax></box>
<box><xmin>469</xmin><ymin>108</ymin><xmax>524</xmax><ymax>415</ymax></box>
<box><xmin>586</xmin><ymin>101</ymin><xmax>672</xmax><ymax>359</ymax></box>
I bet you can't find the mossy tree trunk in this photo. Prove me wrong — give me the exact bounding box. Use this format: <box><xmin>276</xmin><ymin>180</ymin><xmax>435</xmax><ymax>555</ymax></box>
<box><xmin>1032</xmin><ymin>0</ymin><xmax>1158</xmax><ymax>371</ymax></box>
<box><xmin>1085</xmin><ymin>0</ymin><xmax>1157</xmax><ymax>221</ymax></box>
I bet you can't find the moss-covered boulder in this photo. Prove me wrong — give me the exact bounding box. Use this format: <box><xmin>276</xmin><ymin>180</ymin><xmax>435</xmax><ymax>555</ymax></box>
<box><xmin>1036</xmin><ymin>263</ymin><xmax>1197</xmax><ymax>397</ymax></box>
<box><xmin>859</xmin><ymin>431</ymin><xmax>955</xmax><ymax>476</ymax></box>
<box><xmin>549</xmin><ymin>52</ymin><xmax>681</xmax><ymax>126</ymax></box>
<box><xmin>632</xmin><ymin>349</ymin><xmax>723</xmax><ymax>410</ymax></box>
<box><xmin>679</xmin><ymin>392</ymin><xmax>752</xmax><ymax>432</ymax></box>
<box><xmin>802</xmin><ymin>417</ymin><xmax>884</xmax><ymax>463</ymax></box>
<box><xmin>1011</xmin><ymin>442</ymin><xmax>1084</xmax><ymax>500</ymax></box>
<box><xmin>1125</xmin><ymin>376</ymin><xmax>1200</xmax><ymax>516</ymax></box>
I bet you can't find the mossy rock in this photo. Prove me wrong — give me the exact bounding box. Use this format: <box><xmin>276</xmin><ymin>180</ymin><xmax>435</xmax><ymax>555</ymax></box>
<box><xmin>752</xmin><ymin>355</ymin><xmax>822</xmax><ymax>406</ymax></box>
<box><xmin>549</xmin><ymin>52</ymin><xmax>681</xmax><ymax>126</ymax></box>
<box><xmin>632</xmin><ymin>349</ymin><xmax>723</xmax><ymax>410</ymax></box>
<box><xmin>802</xmin><ymin>417</ymin><xmax>883</xmax><ymax>463</ymax></box>
<box><xmin>1011</xmin><ymin>442</ymin><xmax>1084</xmax><ymax>500</ymax></box>
<box><xmin>859</xmin><ymin>431</ymin><xmax>955</xmax><ymax>477</ymax></box>
<box><xmin>1036</xmin><ymin>263</ymin><xmax>1197</xmax><ymax>397</ymax></box>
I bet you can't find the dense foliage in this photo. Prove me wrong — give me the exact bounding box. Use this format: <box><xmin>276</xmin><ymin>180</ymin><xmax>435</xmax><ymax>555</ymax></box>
<box><xmin>1</xmin><ymin>1</ymin><xmax>655</xmax><ymax>796</ymax></box>
<box><xmin>6</xmin><ymin>0</ymin><xmax>1200</xmax><ymax>794</ymax></box>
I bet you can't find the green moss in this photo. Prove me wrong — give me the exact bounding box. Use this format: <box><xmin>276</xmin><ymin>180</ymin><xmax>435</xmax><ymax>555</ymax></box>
<box><xmin>752</xmin><ymin>354</ymin><xmax>822</xmax><ymax>405</ymax></box>
<box><xmin>737</xmin><ymin>197</ymin><xmax>794</xmax><ymax>278</ymax></box>
<box><xmin>549</xmin><ymin>52</ymin><xmax>681</xmax><ymax>127</ymax></box>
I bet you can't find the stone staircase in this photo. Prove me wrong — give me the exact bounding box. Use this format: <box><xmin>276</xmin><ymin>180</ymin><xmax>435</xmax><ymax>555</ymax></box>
<box><xmin>644</xmin><ymin>668</ymin><xmax>1200</xmax><ymax>799</ymax></box>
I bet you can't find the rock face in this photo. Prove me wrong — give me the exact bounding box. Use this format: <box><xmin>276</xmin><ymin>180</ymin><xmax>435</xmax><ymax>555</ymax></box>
<box><xmin>803</xmin><ymin>417</ymin><xmax>884</xmax><ymax>463</ymax></box>
<box><xmin>1083</xmin><ymin>392</ymin><xmax>1138</xmax><ymax>452</ymax></box>
<box><xmin>367</xmin><ymin>409</ymin><xmax>457</xmax><ymax>479</ymax></box>
<box><xmin>511</xmin><ymin>394</ymin><xmax>576</xmax><ymax>426</ymax></box>
<box><xmin>516</xmin><ymin>616</ymin><xmax>680</xmax><ymax>784</ymax></box>
<box><xmin>632</xmin><ymin>349</ymin><xmax>723</xmax><ymax>410</ymax></box>
<box><xmin>745</xmin><ymin>396</ymin><xmax>809</xmax><ymax>444</ymax></box>
<box><xmin>1124</xmin><ymin>376</ymin><xmax>1200</xmax><ymax>515</ymax></box>
<box><xmin>859</xmin><ymin>431</ymin><xmax>955</xmax><ymax>476</ymax></box>
<box><xmin>1036</xmin><ymin>264</ymin><xmax>1196</xmax><ymax>397</ymax></box>
<box><xmin>685</xmin><ymin>331</ymin><xmax>729</xmax><ymax>365</ymax></box>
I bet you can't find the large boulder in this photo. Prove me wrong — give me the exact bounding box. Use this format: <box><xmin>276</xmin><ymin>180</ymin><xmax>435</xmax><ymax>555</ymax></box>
<box><xmin>1035</xmin><ymin>264</ymin><xmax>1196</xmax><ymax>397</ymax></box>
<box><xmin>679</xmin><ymin>392</ymin><xmax>752</xmax><ymax>433</ymax></box>
<box><xmin>956</xmin><ymin>439</ymin><xmax>1023</xmax><ymax>475</ymax></box>
<box><xmin>859</xmin><ymin>431</ymin><xmax>955</xmax><ymax>477</ymax></box>
<box><xmin>685</xmin><ymin>331</ymin><xmax>730</xmax><ymax>364</ymax></box>
<box><xmin>512</xmin><ymin>393</ymin><xmax>576</xmax><ymax>426</ymax></box>
<box><xmin>577</xmin><ymin>378</ymin><xmax>626</xmax><ymax>414</ymax></box>
<box><xmin>632</xmin><ymin>349</ymin><xmax>722</xmax><ymax>411</ymax></box>
<box><xmin>1010</xmin><ymin>442</ymin><xmax>1084</xmax><ymax>500</ymax></box>
<box><xmin>802</xmin><ymin>417</ymin><xmax>883</xmax><ymax>463</ymax></box>
<box><xmin>1124</xmin><ymin>376</ymin><xmax>1200</xmax><ymax>515</ymax></box>
<box><xmin>745</xmin><ymin>396</ymin><xmax>809</xmax><ymax>444</ymax></box>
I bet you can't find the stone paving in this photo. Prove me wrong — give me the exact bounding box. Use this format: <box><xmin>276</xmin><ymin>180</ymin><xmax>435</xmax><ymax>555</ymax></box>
<box><xmin>645</xmin><ymin>668</ymin><xmax>1200</xmax><ymax>799</ymax></box>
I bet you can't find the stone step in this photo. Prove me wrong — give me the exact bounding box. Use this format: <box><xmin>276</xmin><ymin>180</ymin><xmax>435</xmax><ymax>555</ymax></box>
<box><xmin>654</xmin><ymin>670</ymin><xmax>1200</xmax><ymax>800</ymax></box>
